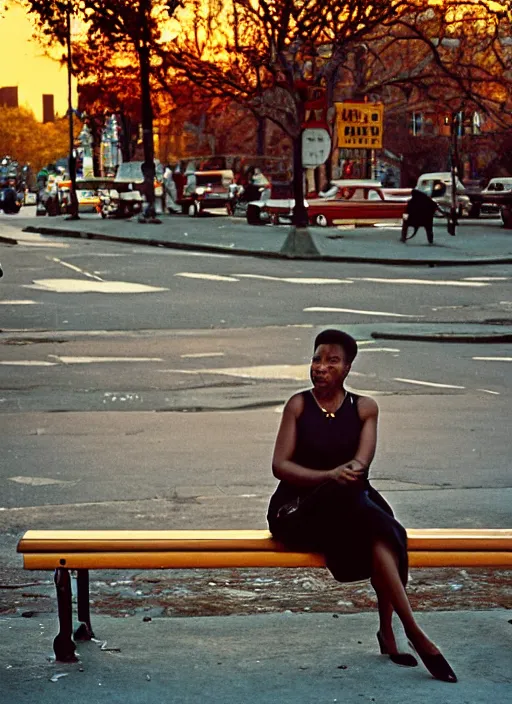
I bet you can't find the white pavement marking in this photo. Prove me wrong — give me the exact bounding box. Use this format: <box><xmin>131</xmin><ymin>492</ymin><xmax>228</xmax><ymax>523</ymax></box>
<box><xmin>14</xmin><ymin>240</ymin><xmax>69</xmax><ymax>248</ymax></box>
<box><xmin>8</xmin><ymin>476</ymin><xmax>73</xmax><ymax>486</ymax></box>
<box><xmin>159</xmin><ymin>352</ymin><xmax>398</xmax><ymax>381</ymax></box>
<box><xmin>464</xmin><ymin>277</ymin><xmax>509</xmax><ymax>281</ymax></box>
<box><xmin>175</xmin><ymin>272</ymin><xmax>239</xmax><ymax>282</ymax></box>
<box><xmin>53</xmin><ymin>356</ymin><xmax>164</xmax><ymax>364</ymax></box>
<box><xmin>196</xmin><ymin>364</ymin><xmax>311</xmax><ymax>380</ymax></box>
<box><xmin>304</xmin><ymin>306</ymin><xmax>423</xmax><ymax>318</ymax></box>
<box><xmin>348</xmin><ymin>277</ymin><xmax>489</xmax><ymax>287</ymax></box>
<box><xmin>48</xmin><ymin>256</ymin><xmax>104</xmax><ymax>281</ymax></box>
<box><xmin>181</xmin><ymin>352</ymin><xmax>225</xmax><ymax>358</ymax></box>
<box><xmin>25</xmin><ymin>279</ymin><xmax>168</xmax><ymax>293</ymax></box>
<box><xmin>478</xmin><ymin>389</ymin><xmax>501</xmax><ymax>395</ymax></box>
<box><xmin>128</xmin><ymin>249</ymin><xmax>229</xmax><ymax>258</ymax></box>
<box><xmin>472</xmin><ymin>357</ymin><xmax>512</xmax><ymax>362</ymax></box>
<box><xmin>0</xmin><ymin>361</ymin><xmax>57</xmax><ymax>366</ymax></box>
<box><xmin>393</xmin><ymin>377</ymin><xmax>465</xmax><ymax>389</ymax></box>
<box><xmin>156</xmin><ymin>369</ymin><xmax>203</xmax><ymax>375</ymax></box>
<box><xmin>235</xmin><ymin>274</ymin><xmax>353</xmax><ymax>285</ymax></box>
<box><xmin>0</xmin><ymin>300</ymin><xmax>38</xmax><ymax>305</ymax></box>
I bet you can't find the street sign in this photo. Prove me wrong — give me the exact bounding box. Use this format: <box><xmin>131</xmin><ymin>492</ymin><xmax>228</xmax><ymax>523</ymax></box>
<box><xmin>335</xmin><ymin>102</ymin><xmax>383</xmax><ymax>149</ymax></box>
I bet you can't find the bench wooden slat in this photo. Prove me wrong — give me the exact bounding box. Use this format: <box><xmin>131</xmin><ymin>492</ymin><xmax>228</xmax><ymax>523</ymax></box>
<box><xmin>21</xmin><ymin>550</ymin><xmax>512</xmax><ymax>570</ymax></box>
<box><xmin>17</xmin><ymin>528</ymin><xmax>512</xmax><ymax>554</ymax></box>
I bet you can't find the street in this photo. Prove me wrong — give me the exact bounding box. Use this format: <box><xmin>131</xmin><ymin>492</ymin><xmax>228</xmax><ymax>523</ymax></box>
<box><xmin>0</xmin><ymin>212</ymin><xmax>510</xmax><ymax>615</ymax></box>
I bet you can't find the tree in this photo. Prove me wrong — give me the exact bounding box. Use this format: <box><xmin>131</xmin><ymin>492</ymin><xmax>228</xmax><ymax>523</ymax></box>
<box><xmin>158</xmin><ymin>0</ymin><xmax>512</xmax><ymax>232</ymax></box>
<box><xmin>25</xmin><ymin>0</ymin><xmax>173</xmax><ymax>219</ymax></box>
<box><xmin>0</xmin><ymin>106</ymin><xmax>75</xmax><ymax>173</ymax></box>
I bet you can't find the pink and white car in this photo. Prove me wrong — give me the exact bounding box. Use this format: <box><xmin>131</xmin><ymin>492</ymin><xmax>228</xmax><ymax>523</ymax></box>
<box><xmin>247</xmin><ymin>180</ymin><xmax>410</xmax><ymax>226</ymax></box>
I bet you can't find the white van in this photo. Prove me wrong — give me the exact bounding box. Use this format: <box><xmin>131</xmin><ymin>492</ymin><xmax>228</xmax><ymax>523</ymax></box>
<box><xmin>415</xmin><ymin>172</ymin><xmax>471</xmax><ymax>216</ymax></box>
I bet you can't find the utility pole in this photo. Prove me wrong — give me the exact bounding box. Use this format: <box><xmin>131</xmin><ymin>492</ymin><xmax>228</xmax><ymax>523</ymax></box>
<box><xmin>448</xmin><ymin>112</ymin><xmax>460</xmax><ymax>236</ymax></box>
<box><xmin>138</xmin><ymin>0</ymin><xmax>157</xmax><ymax>222</ymax></box>
<box><xmin>65</xmin><ymin>3</ymin><xmax>79</xmax><ymax>220</ymax></box>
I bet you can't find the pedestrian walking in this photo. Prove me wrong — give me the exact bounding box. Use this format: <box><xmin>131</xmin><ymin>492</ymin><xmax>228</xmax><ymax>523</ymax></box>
<box><xmin>400</xmin><ymin>188</ymin><xmax>443</xmax><ymax>244</ymax></box>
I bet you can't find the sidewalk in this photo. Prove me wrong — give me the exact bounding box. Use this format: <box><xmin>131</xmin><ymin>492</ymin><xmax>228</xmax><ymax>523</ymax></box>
<box><xmin>14</xmin><ymin>211</ymin><xmax>512</xmax><ymax>265</ymax></box>
<box><xmin>2</xmin><ymin>610</ymin><xmax>511</xmax><ymax>703</ymax></box>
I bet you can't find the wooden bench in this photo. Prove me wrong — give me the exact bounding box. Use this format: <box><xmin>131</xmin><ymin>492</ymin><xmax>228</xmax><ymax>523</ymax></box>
<box><xmin>17</xmin><ymin>528</ymin><xmax>512</xmax><ymax>663</ymax></box>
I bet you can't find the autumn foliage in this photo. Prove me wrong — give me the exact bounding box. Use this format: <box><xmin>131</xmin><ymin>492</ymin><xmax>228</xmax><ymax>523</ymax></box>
<box><xmin>0</xmin><ymin>106</ymin><xmax>76</xmax><ymax>172</ymax></box>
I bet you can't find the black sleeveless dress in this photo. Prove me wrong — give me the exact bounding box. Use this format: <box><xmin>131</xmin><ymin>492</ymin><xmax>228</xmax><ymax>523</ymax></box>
<box><xmin>267</xmin><ymin>390</ymin><xmax>408</xmax><ymax>584</ymax></box>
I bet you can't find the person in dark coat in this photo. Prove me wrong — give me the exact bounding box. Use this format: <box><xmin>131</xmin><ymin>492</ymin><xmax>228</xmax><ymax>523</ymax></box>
<box><xmin>400</xmin><ymin>188</ymin><xmax>442</xmax><ymax>244</ymax></box>
<box><xmin>268</xmin><ymin>329</ymin><xmax>457</xmax><ymax>683</ymax></box>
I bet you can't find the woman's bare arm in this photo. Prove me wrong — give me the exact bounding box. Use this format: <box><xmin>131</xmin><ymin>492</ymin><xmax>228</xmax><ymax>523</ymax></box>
<box><xmin>353</xmin><ymin>396</ymin><xmax>379</xmax><ymax>470</ymax></box>
<box><xmin>272</xmin><ymin>394</ymin><xmax>335</xmax><ymax>487</ymax></box>
<box><xmin>329</xmin><ymin>396</ymin><xmax>378</xmax><ymax>483</ymax></box>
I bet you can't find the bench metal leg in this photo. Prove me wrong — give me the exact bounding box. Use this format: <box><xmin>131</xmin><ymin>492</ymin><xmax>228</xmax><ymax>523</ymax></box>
<box><xmin>74</xmin><ymin>569</ymin><xmax>95</xmax><ymax>640</ymax></box>
<box><xmin>53</xmin><ymin>568</ymin><xmax>78</xmax><ymax>662</ymax></box>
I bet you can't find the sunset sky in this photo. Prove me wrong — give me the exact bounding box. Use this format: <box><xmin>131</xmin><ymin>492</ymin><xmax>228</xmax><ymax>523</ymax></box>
<box><xmin>0</xmin><ymin>1</ymin><xmax>76</xmax><ymax>122</ymax></box>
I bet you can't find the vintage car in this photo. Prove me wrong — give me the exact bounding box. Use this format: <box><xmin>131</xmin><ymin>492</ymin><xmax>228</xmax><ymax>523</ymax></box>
<box><xmin>468</xmin><ymin>177</ymin><xmax>512</xmax><ymax>217</ymax></box>
<box><xmin>246</xmin><ymin>180</ymin><xmax>409</xmax><ymax>226</ymax></box>
<box><xmin>415</xmin><ymin>172</ymin><xmax>471</xmax><ymax>217</ymax></box>
<box><xmin>179</xmin><ymin>169</ymin><xmax>234</xmax><ymax>216</ymax></box>
<box><xmin>58</xmin><ymin>177</ymin><xmax>115</xmax><ymax>214</ymax></box>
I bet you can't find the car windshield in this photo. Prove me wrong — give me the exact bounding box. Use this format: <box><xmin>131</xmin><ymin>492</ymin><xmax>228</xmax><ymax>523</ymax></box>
<box><xmin>196</xmin><ymin>174</ymin><xmax>224</xmax><ymax>186</ymax></box>
<box><xmin>76</xmin><ymin>180</ymin><xmax>114</xmax><ymax>190</ymax></box>
<box><xmin>115</xmin><ymin>162</ymin><xmax>163</xmax><ymax>181</ymax></box>
<box><xmin>487</xmin><ymin>180</ymin><xmax>512</xmax><ymax>191</ymax></box>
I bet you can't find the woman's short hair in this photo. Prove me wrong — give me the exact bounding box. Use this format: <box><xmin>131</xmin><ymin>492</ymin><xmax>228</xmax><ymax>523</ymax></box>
<box><xmin>313</xmin><ymin>329</ymin><xmax>358</xmax><ymax>364</ymax></box>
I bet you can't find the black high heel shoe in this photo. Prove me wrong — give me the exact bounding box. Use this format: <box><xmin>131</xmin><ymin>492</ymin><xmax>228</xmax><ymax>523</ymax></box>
<box><xmin>407</xmin><ymin>641</ymin><xmax>457</xmax><ymax>683</ymax></box>
<box><xmin>376</xmin><ymin>632</ymin><xmax>418</xmax><ymax>667</ymax></box>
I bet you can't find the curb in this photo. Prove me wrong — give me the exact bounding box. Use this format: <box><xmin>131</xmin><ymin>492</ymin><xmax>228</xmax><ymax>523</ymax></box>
<box><xmin>22</xmin><ymin>225</ymin><xmax>512</xmax><ymax>267</ymax></box>
<box><xmin>2</xmin><ymin>328</ymin><xmax>508</xmax><ymax>344</ymax></box>
<box><xmin>372</xmin><ymin>331</ymin><xmax>512</xmax><ymax>343</ymax></box>
<box><xmin>0</xmin><ymin>234</ymin><xmax>17</xmax><ymax>245</ymax></box>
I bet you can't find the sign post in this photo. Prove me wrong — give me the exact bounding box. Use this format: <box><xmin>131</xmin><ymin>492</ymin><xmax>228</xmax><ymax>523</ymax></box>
<box><xmin>335</xmin><ymin>102</ymin><xmax>383</xmax><ymax>149</ymax></box>
<box><xmin>335</xmin><ymin>102</ymin><xmax>383</xmax><ymax>179</ymax></box>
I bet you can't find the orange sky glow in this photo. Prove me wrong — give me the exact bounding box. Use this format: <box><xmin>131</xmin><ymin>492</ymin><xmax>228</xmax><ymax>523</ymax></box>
<box><xmin>0</xmin><ymin>0</ymin><xmax>76</xmax><ymax>122</ymax></box>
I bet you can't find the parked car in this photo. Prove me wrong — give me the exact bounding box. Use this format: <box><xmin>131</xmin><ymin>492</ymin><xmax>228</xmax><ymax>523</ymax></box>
<box><xmin>179</xmin><ymin>169</ymin><xmax>234</xmax><ymax>216</ymax></box>
<box><xmin>470</xmin><ymin>177</ymin><xmax>512</xmax><ymax>217</ymax></box>
<box><xmin>247</xmin><ymin>180</ymin><xmax>409</xmax><ymax>226</ymax></box>
<box><xmin>415</xmin><ymin>172</ymin><xmax>471</xmax><ymax>216</ymax></box>
<box><xmin>227</xmin><ymin>171</ymin><xmax>272</xmax><ymax>217</ymax></box>
<box><xmin>58</xmin><ymin>177</ymin><xmax>115</xmax><ymax>214</ymax></box>
<box><xmin>114</xmin><ymin>161</ymin><xmax>165</xmax><ymax>215</ymax></box>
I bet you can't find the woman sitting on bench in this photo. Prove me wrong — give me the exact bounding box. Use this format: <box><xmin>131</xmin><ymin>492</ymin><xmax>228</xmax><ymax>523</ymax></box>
<box><xmin>267</xmin><ymin>328</ymin><xmax>457</xmax><ymax>683</ymax></box>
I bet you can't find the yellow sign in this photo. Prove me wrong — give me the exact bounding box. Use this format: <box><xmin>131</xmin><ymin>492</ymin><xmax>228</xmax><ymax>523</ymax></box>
<box><xmin>335</xmin><ymin>102</ymin><xmax>383</xmax><ymax>149</ymax></box>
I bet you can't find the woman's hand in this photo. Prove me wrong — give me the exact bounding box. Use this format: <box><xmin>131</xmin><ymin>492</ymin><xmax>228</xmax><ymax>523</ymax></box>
<box><xmin>329</xmin><ymin>461</ymin><xmax>366</xmax><ymax>486</ymax></box>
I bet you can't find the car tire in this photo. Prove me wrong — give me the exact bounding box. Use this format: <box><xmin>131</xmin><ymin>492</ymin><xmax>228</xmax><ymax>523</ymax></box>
<box><xmin>501</xmin><ymin>206</ymin><xmax>512</xmax><ymax>228</ymax></box>
<box><xmin>188</xmin><ymin>201</ymin><xmax>200</xmax><ymax>217</ymax></box>
<box><xmin>246</xmin><ymin>203</ymin><xmax>262</xmax><ymax>225</ymax></box>
<box><xmin>468</xmin><ymin>203</ymin><xmax>481</xmax><ymax>218</ymax></box>
<box><xmin>315</xmin><ymin>213</ymin><xmax>329</xmax><ymax>227</ymax></box>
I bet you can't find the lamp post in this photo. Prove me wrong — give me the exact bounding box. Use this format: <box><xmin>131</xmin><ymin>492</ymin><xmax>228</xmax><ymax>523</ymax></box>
<box><xmin>65</xmin><ymin>3</ymin><xmax>79</xmax><ymax>220</ymax></box>
<box><xmin>448</xmin><ymin>111</ymin><xmax>461</xmax><ymax>236</ymax></box>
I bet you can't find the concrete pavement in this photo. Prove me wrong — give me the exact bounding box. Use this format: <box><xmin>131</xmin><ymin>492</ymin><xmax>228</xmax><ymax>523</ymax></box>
<box><xmin>10</xmin><ymin>209</ymin><xmax>512</xmax><ymax>265</ymax></box>
<box><xmin>2</xmin><ymin>609</ymin><xmax>511</xmax><ymax>703</ymax></box>
<box><xmin>2</xmin><ymin>211</ymin><xmax>511</xmax><ymax>701</ymax></box>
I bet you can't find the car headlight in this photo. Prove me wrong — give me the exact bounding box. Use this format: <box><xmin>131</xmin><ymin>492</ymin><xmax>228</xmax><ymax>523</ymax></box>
<box><xmin>195</xmin><ymin>187</ymin><xmax>205</xmax><ymax>195</ymax></box>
